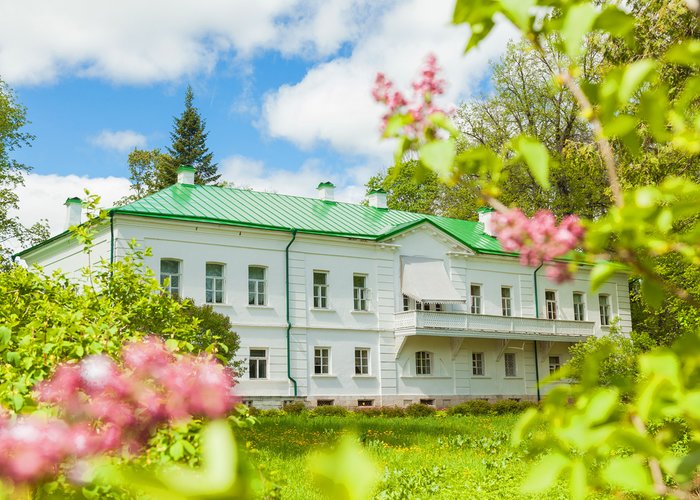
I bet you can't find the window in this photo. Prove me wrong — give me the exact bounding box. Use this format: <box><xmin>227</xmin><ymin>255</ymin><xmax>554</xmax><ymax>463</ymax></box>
<box><xmin>501</xmin><ymin>287</ymin><xmax>512</xmax><ymax>317</ymax></box>
<box><xmin>353</xmin><ymin>274</ymin><xmax>369</xmax><ymax>311</ymax></box>
<box><xmin>317</xmin><ymin>399</ymin><xmax>334</xmax><ymax>406</ymax></box>
<box><xmin>599</xmin><ymin>294</ymin><xmax>611</xmax><ymax>326</ymax></box>
<box><xmin>549</xmin><ymin>355</ymin><xmax>561</xmax><ymax>374</ymax></box>
<box><xmin>205</xmin><ymin>263</ymin><xmax>225</xmax><ymax>304</ymax></box>
<box><xmin>249</xmin><ymin>349</ymin><xmax>267</xmax><ymax>379</ymax></box>
<box><xmin>314</xmin><ymin>347</ymin><xmax>329</xmax><ymax>374</ymax></box>
<box><xmin>545</xmin><ymin>290</ymin><xmax>557</xmax><ymax>320</ymax></box>
<box><xmin>415</xmin><ymin>351</ymin><xmax>432</xmax><ymax>375</ymax></box>
<box><xmin>504</xmin><ymin>352</ymin><xmax>517</xmax><ymax>377</ymax></box>
<box><xmin>248</xmin><ymin>266</ymin><xmax>266</xmax><ymax>306</ymax></box>
<box><xmin>419</xmin><ymin>399</ymin><xmax>435</xmax><ymax>406</ymax></box>
<box><xmin>313</xmin><ymin>271</ymin><xmax>329</xmax><ymax>309</ymax></box>
<box><xmin>470</xmin><ymin>285</ymin><xmax>482</xmax><ymax>314</ymax></box>
<box><xmin>573</xmin><ymin>292</ymin><xmax>586</xmax><ymax>321</ymax></box>
<box><xmin>355</xmin><ymin>348</ymin><xmax>369</xmax><ymax>375</ymax></box>
<box><xmin>472</xmin><ymin>352</ymin><xmax>485</xmax><ymax>376</ymax></box>
<box><xmin>160</xmin><ymin>259</ymin><xmax>181</xmax><ymax>298</ymax></box>
<box><xmin>357</xmin><ymin>399</ymin><xmax>374</xmax><ymax>407</ymax></box>
<box><xmin>403</xmin><ymin>294</ymin><xmax>410</xmax><ymax>311</ymax></box>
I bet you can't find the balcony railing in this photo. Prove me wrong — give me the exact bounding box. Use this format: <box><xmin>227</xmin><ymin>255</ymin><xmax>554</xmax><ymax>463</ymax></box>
<box><xmin>395</xmin><ymin>310</ymin><xmax>595</xmax><ymax>338</ymax></box>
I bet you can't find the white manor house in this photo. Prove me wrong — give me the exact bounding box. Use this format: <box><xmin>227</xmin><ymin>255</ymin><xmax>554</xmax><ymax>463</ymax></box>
<box><xmin>17</xmin><ymin>166</ymin><xmax>631</xmax><ymax>408</ymax></box>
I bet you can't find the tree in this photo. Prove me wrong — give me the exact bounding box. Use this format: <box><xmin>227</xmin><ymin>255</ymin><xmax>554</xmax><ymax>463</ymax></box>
<box><xmin>365</xmin><ymin>160</ymin><xmax>481</xmax><ymax>219</ymax></box>
<box><xmin>161</xmin><ymin>85</ymin><xmax>220</xmax><ymax>187</ymax></box>
<box><xmin>0</xmin><ymin>79</ymin><xmax>49</xmax><ymax>264</ymax></box>
<box><xmin>117</xmin><ymin>148</ymin><xmax>173</xmax><ymax>205</ymax></box>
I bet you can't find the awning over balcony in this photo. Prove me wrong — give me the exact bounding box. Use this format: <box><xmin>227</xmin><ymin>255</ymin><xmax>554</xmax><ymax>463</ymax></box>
<box><xmin>400</xmin><ymin>257</ymin><xmax>465</xmax><ymax>304</ymax></box>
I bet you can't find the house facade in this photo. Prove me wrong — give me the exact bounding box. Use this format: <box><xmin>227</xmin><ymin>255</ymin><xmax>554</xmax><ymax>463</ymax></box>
<box><xmin>17</xmin><ymin>167</ymin><xmax>631</xmax><ymax>408</ymax></box>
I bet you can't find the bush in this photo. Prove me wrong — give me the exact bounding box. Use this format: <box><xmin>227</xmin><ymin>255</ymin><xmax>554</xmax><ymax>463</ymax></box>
<box><xmin>405</xmin><ymin>403</ymin><xmax>436</xmax><ymax>417</ymax></box>
<box><xmin>257</xmin><ymin>408</ymin><xmax>284</xmax><ymax>417</ymax></box>
<box><xmin>355</xmin><ymin>407</ymin><xmax>383</xmax><ymax>417</ymax></box>
<box><xmin>490</xmin><ymin>399</ymin><xmax>522</xmax><ymax>415</ymax></box>
<box><xmin>380</xmin><ymin>406</ymin><xmax>406</xmax><ymax>417</ymax></box>
<box><xmin>448</xmin><ymin>400</ymin><xmax>493</xmax><ymax>416</ymax></box>
<box><xmin>311</xmin><ymin>405</ymin><xmax>349</xmax><ymax>417</ymax></box>
<box><xmin>282</xmin><ymin>401</ymin><xmax>307</xmax><ymax>414</ymax></box>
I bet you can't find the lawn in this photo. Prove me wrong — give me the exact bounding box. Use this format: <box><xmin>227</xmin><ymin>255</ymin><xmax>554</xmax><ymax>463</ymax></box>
<box><xmin>235</xmin><ymin>414</ymin><xmax>568</xmax><ymax>499</ymax></box>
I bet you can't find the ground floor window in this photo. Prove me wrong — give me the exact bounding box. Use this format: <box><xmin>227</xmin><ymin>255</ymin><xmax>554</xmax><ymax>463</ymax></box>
<box><xmin>316</xmin><ymin>399</ymin><xmax>334</xmax><ymax>406</ymax></box>
<box><xmin>549</xmin><ymin>355</ymin><xmax>561</xmax><ymax>374</ymax></box>
<box><xmin>504</xmin><ymin>352</ymin><xmax>517</xmax><ymax>377</ymax></box>
<box><xmin>314</xmin><ymin>347</ymin><xmax>330</xmax><ymax>374</ymax></box>
<box><xmin>249</xmin><ymin>349</ymin><xmax>267</xmax><ymax>379</ymax></box>
<box><xmin>415</xmin><ymin>351</ymin><xmax>432</xmax><ymax>375</ymax></box>
<box><xmin>355</xmin><ymin>348</ymin><xmax>369</xmax><ymax>375</ymax></box>
<box><xmin>472</xmin><ymin>352</ymin><xmax>485</xmax><ymax>376</ymax></box>
<box><xmin>357</xmin><ymin>399</ymin><xmax>374</xmax><ymax>407</ymax></box>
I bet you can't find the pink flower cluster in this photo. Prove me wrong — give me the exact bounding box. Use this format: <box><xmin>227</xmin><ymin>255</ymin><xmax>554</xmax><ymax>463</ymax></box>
<box><xmin>487</xmin><ymin>209</ymin><xmax>585</xmax><ymax>283</ymax></box>
<box><xmin>372</xmin><ymin>54</ymin><xmax>449</xmax><ymax>138</ymax></box>
<box><xmin>0</xmin><ymin>337</ymin><xmax>236</xmax><ymax>485</ymax></box>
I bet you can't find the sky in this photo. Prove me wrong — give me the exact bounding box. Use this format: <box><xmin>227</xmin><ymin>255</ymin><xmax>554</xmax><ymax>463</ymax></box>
<box><xmin>1</xmin><ymin>0</ymin><xmax>517</xmax><ymax>236</ymax></box>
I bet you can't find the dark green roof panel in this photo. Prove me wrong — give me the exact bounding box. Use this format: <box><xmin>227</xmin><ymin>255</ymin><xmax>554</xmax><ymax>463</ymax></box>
<box><xmin>113</xmin><ymin>184</ymin><xmax>508</xmax><ymax>255</ymax></box>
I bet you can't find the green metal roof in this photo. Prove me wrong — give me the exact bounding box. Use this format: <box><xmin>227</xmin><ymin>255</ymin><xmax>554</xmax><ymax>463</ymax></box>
<box><xmin>111</xmin><ymin>184</ymin><xmax>509</xmax><ymax>255</ymax></box>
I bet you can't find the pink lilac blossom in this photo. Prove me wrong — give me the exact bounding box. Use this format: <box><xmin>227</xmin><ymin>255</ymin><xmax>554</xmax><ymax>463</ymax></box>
<box><xmin>372</xmin><ymin>53</ymin><xmax>450</xmax><ymax>138</ymax></box>
<box><xmin>487</xmin><ymin>208</ymin><xmax>585</xmax><ymax>282</ymax></box>
<box><xmin>0</xmin><ymin>336</ymin><xmax>236</xmax><ymax>485</ymax></box>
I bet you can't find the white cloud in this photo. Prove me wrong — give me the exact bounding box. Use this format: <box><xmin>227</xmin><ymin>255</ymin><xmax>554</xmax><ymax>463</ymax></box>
<box><xmin>89</xmin><ymin>130</ymin><xmax>147</xmax><ymax>153</ymax></box>
<box><xmin>11</xmin><ymin>173</ymin><xmax>132</xmax><ymax>236</ymax></box>
<box><xmin>263</xmin><ymin>0</ymin><xmax>518</xmax><ymax>160</ymax></box>
<box><xmin>0</xmin><ymin>0</ymin><xmax>386</xmax><ymax>85</ymax></box>
<box><xmin>219</xmin><ymin>154</ymin><xmax>372</xmax><ymax>202</ymax></box>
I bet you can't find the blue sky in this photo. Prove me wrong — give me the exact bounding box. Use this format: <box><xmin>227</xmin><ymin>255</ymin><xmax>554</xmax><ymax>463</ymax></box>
<box><xmin>2</xmin><ymin>0</ymin><xmax>515</xmax><ymax>234</ymax></box>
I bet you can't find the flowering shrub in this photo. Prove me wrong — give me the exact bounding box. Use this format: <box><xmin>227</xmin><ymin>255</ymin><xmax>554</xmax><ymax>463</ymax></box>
<box><xmin>0</xmin><ymin>337</ymin><xmax>235</xmax><ymax>487</ymax></box>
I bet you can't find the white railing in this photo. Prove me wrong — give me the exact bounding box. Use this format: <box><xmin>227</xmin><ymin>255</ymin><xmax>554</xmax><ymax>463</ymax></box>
<box><xmin>394</xmin><ymin>311</ymin><xmax>595</xmax><ymax>337</ymax></box>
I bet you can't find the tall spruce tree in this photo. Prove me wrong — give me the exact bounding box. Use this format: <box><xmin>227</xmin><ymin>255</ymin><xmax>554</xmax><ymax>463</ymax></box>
<box><xmin>161</xmin><ymin>85</ymin><xmax>220</xmax><ymax>186</ymax></box>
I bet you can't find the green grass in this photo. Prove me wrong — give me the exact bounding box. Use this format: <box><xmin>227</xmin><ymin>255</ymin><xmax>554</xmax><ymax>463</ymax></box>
<box><xmin>235</xmin><ymin>414</ymin><xmax>567</xmax><ymax>499</ymax></box>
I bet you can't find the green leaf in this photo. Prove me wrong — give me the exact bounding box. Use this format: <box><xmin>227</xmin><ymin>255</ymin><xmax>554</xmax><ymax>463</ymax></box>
<box><xmin>498</xmin><ymin>0</ymin><xmax>536</xmax><ymax>32</ymax></box>
<box><xmin>308</xmin><ymin>434</ymin><xmax>379</xmax><ymax>500</ymax></box>
<box><xmin>641</xmin><ymin>278</ymin><xmax>665</xmax><ymax>309</ymax></box>
<box><xmin>665</xmin><ymin>40</ymin><xmax>700</xmax><ymax>66</ymax></box>
<box><xmin>383</xmin><ymin>113</ymin><xmax>413</xmax><ymax>137</ymax></box>
<box><xmin>0</xmin><ymin>326</ymin><xmax>10</xmax><ymax>351</ymax></box>
<box><xmin>169</xmin><ymin>441</ymin><xmax>184</xmax><ymax>460</ymax></box>
<box><xmin>419</xmin><ymin>139</ymin><xmax>456</xmax><ymax>182</ymax></box>
<box><xmin>561</xmin><ymin>3</ymin><xmax>598</xmax><ymax>58</ymax></box>
<box><xmin>427</xmin><ymin>112</ymin><xmax>460</xmax><ymax>137</ymax></box>
<box><xmin>593</xmin><ymin>6</ymin><xmax>635</xmax><ymax>44</ymax></box>
<box><xmin>158</xmin><ymin>420</ymin><xmax>238</xmax><ymax>495</ymax></box>
<box><xmin>512</xmin><ymin>135</ymin><xmax>551</xmax><ymax>190</ymax></box>
<box><xmin>569</xmin><ymin>459</ymin><xmax>588</xmax><ymax>500</ymax></box>
<box><xmin>617</xmin><ymin>60</ymin><xmax>657</xmax><ymax>105</ymax></box>
<box><xmin>584</xmin><ymin>388</ymin><xmax>620</xmax><ymax>425</ymax></box>
<box><xmin>589</xmin><ymin>261</ymin><xmax>626</xmax><ymax>292</ymax></box>
<box><xmin>602</xmin><ymin>457</ymin><xmax>654</xmax><ymax>494</ymax></box>
<box><xmin>521</xmin><ymin>453</ymin><xmax>569</xmax><ymax>494</ymax></box>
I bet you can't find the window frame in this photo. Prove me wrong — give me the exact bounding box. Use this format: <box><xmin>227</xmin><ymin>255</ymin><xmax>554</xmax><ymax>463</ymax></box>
<box><xmin>205</xmin><ymin>262</ymin><xmax>226</xmax><ymax>304</ymax></box>
<box><xmin>248</xmin><ymin>348</ymin><xmax>268</xmax><ymax>380</ymax></box>
<box><xmin>353</xmin><ymin>274</ymin><xmax>370</xmax><ymax>311</ymax></box>
<box><xmin>160</xmin><ymin>258</ymin><xmax>182</xmax><ymax>298</ymax></box>
<box><xmin>354</xmin><ymin>348</ymin><xmax>369</xmax><ymax>375</ymax></box>
<box><xmin>504</xmin><ymin>352</ymin><xmax>517</xmax><ymax>377</ymax></box>
<box><xmin>573</xmin><ymin>292</ymin><xmax>586</xmax><ymax>321</ymax></box>
<box><xmin>248</xmin><ymin>265</ymin><xmax>267</xmax><ymax>306</ymax></box>
<box><xmin>314</xmin><ymin>346</ymin><xmax>330</xmax><ymax>375</ymax></box>
<box><xmin>549</xmin><ymin>355</ymin><xmax>561</xmax><ymax>374</ymax></box>
<box><xmin>313</xmin><ymin>271</ymin><xmax>329</xmax><ymax>309</ymax></box>
<box><xmin>599</xmin><ymin>294</ymin><xmax>611</xmax><ymax>326</ymax></box>
<box><xmin>470</xmin><ymin>284</ymin><xmax>482</xmax><ymax>315</ymax></box>
<box><xmin>545</xmin><ymin>290</ymin><xmax>557</xmax><ymax>320</ymax></box>
<box><xmin>415</xmin><ymin>351</ymin><xmax>433</xmax><ymax>376</ymax></box>
<box><xmin>472</xmin><ymin>352</ymin><xmax>485</xmax><ymax>376</ymax></box>
<box><xmin>501</xmin><ymin>286</ymin><xmax>512</xmax><ymax>317</ymax></box>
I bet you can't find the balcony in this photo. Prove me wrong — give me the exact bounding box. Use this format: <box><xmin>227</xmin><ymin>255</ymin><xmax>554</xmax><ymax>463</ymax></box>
<box><xmin>394</xmin><ymin>310</ymin><xmax>595</xmax><ymax>341</ymax></box>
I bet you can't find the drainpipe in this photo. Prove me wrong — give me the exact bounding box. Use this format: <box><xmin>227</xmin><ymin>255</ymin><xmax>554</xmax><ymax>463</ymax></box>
<box><xmin>285</xmin><ymin>229</ymin><xmax>298</xmax><ymax>397</ymax></box>
<box><xmin>533</xmin><ymin>263</ymin><xmax>543</xmax><ymax>402</ymax></box>
<box><xmin>109</xmin><ymin>212</ymin><xmax>115</xmax><ymax>267</ymax></box>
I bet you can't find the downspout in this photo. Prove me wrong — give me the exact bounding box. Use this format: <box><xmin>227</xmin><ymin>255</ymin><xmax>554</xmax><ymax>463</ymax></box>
<box><xmin>109</xmin><ymin>212</ymin><xmax>115</xmax><ymax>268</ymax></box>
<box><xmin>533</xmin><ymin>263</ymin><xmax>543</xmax><ymax>402</ymax></box>
<box><xmin>285</xmin><ymin>229</ymin><xmax>298</xmax><ymax>397</ymax></box>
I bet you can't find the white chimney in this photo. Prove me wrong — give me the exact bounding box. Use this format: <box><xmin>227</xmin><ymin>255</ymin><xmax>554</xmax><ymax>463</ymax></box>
<box><xmin>64</xmin><ymin>197</ymin><xmax>82</xmax><ymax>229</ymax></box>
<box><xmin>368</xmin><ymin>189</ymin><xmax>388</xmax><ymax>209</ymax></box>
<box><xmin>477</xmin><ymin>207</ymin><xmax>495</xmax><ymax>236</ymax></box>
<box><xmin>177</xmin><ymin>165</ymin><xmax>196</xmax><ymax>185</ymax></box>
<box><xmin>317</xmin><ymin>181</ymin><xmax>335</xmax><ymax>201</ymax></box>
